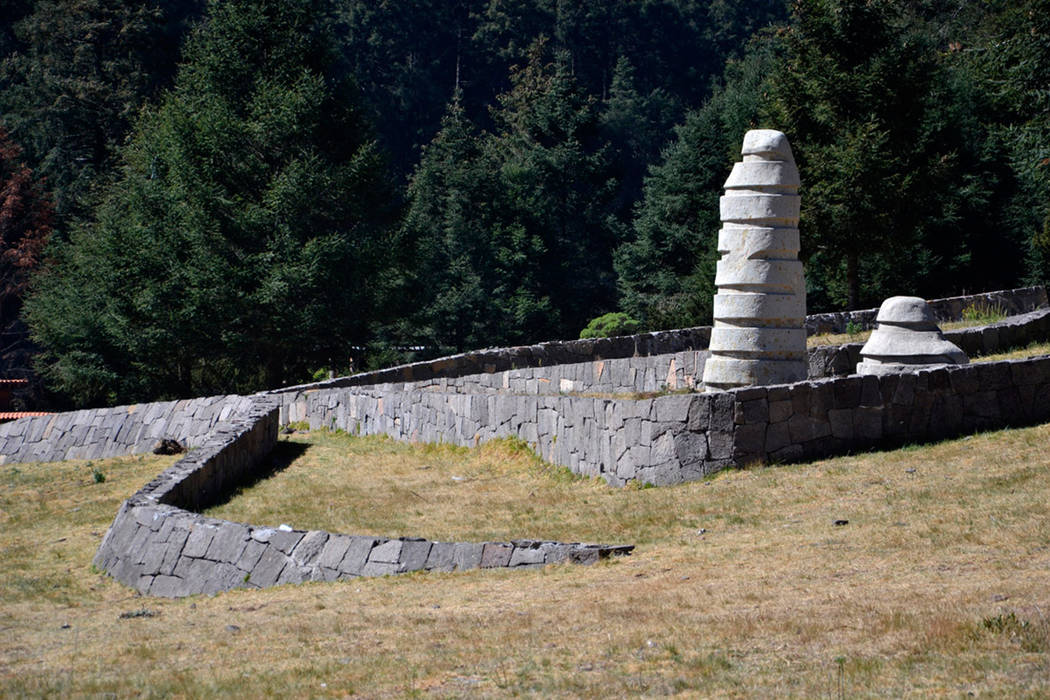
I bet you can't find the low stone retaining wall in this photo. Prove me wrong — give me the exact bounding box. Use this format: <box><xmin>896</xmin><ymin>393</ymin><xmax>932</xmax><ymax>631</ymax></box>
<box><xmin>352</xmin><ymin>349</ymin><xmax>708</xmax><ymax>397</ymax></box>
<box><xmin>277</xmin><ymin>327</ymin><xmax>714</xmax><ymax>395</ymax></box>
<box><xmin>0</xmin><ymin>394</ymin><xmax>255</xmax><ymax>464</ymax></box>
<box><xmin>729</xmin><ymin>355</ymin><xmax>1050</xmax><ymax>465</ymax></box>
<box><xmin>273</xmin><ymin>286</ymin><xmax>1046</xmax><ymax>405</ymax></box>
<box><xmin>99</xmin><ymin>500</ymin><xmax>630</xmax><ymax>598</ymax></box>
<box><xmin>805</xmin><ymin>285</ymin><xmax>1047</xmax><ymax>336</ymax></box>
<box><xmin>286</xmin><ymin>388</ymin><xmax>735</xmax><ymax>487</ymax></box>
<box><xmin>65</xmin><ymin>395</ymin><xmax>632</xmax><ymax>598</ymax></box>
<box><xmin>808</xmin><ymin>307</ymin><xmax>1050</xmax><ymax>378</ymax></box>
<box><xmin>284</xmin><ymin>352</ymin><xmax>1050</xmax><ymax>486</ymax></box>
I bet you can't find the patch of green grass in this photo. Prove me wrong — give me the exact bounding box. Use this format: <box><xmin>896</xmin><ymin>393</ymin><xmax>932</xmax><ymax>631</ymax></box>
<box><xmin>961</xmin><ymin>301</ymin><xmax>1008</xmax><ymax>325</ymax></box>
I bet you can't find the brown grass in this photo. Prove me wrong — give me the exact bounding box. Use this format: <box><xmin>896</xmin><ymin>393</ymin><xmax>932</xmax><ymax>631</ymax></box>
<box><xmin>807</xmin><ymin>316</ymin><xmax>1015</xmax><ymax>349</ymax></box>
<box><xmin>3</xmin><ymin>427</ymin><xmax>1050</xmax><ymax>697</ymax></box>
<box><xmin>973</xmin><ymin>340</ymin><xmax>1050</xmax><ymax>363</ymax></box>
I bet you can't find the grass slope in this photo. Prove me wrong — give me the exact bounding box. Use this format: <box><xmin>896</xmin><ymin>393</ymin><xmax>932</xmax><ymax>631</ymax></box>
<box><xmin>2</xmin><ymin>427</ymin><xmax>1049</xmax><ymax>697</ymax></box>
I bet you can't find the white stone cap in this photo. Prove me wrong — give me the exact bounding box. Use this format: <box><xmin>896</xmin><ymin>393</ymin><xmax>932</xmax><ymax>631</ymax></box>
<box><xmin>875</xmin><ymin>296</ymin><xmax>937</xmax><ymax>326</ymax></box>
<box><xmin>741</xmin><ymin>129</ymin><xmax>794</xmax><ymax>162</ymax></box>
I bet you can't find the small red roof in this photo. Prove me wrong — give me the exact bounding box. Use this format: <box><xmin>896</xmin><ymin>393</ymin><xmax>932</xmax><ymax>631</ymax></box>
<box><xmin>0</xmin><ymin>412</ymin><xmax>51</xmax><ymax>420</ymax></box>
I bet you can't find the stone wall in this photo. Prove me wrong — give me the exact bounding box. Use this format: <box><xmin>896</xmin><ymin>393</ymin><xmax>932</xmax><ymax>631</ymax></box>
<box><xmin>282</xmin><ymin>351</ymin><xmax>1050</xmax><ymax>488</ymax></box>
<box><xmin>808</xmin><ymin>307</ymin><xmax>1050</xmax><ymax>379</ymax></box>
<box><xmin>66</xmin><ymin>395</ymin><xmax>632</xmax><ymax>598</ymax></box>
<box><xmin>804</xmin><ymin>285</ymin><xmax>1048</xmax><ymax>336</ymax></box>
<box><xmin>270</xmin><ymin>304</ymin><xmax>1050</xmax><ymax>428</ymax></box>
<box><xmin>275</xmin><ymin>327</ymin><xmax>713</xmax><ymax>395</ymax></box>
<box><xmin>277</xmin><ymin>350</ymin><xmax>708</xmax><ymax>411</ymax></box>
<box><xmin>0</xmin><ymin>394</ymin><xmax>255</xmax><ymax>464</ymax></box>
<box><xmin>728</xmin><ymin>355</ymin><xmax>1050</xmax><ymax>465</ymax></box>
<box><xmin>285</xmin><ymin>388</ymin><xmax>736</xmax><ymax>487</ymax></box>
<box><xmin>99</xmin><ymin>500</ymin><xmax>630</xmax><ymax>598</ymax></box>
<box><xmin>271</xmin><ymin>286</ymin><xmax>1046</xmax><ymax>405</ymax></box>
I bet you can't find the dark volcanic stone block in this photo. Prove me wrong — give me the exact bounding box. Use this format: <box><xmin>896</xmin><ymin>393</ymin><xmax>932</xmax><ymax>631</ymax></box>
<box><xmin>949</xmin><ymin>365</ymin><xmax>980</xmax><ymax>395</ymax></box>
<box><xmin>733</xmin><ymin>423</ymin><xmax>766</xmax><ymax>458</ymax></box>
<box><xmin>674</xmin><ymin>431</ymin><xmax>708</xmax><ymax>467</ymax></box>
<box><xmin>248</xmin><ymin>546</ymin><xmax>287</xmax><ymax>588</ymax></box>
<box><xmin>291</xmin><ymin>530</ymin><xmax>329</xmax><ymax>567</ymax></box>
<box><xmin>853</xmin><ymin>407</ymin><xmax>883</xmax><ymax>442</ymax></box>
<box><xmin>788</xmin><ymin>414</ymin><xmax>831</xmax><ymax>443</ymax></box>
<box><xmin>150</xmin><ymin>575</ymin><xmax>190</xmax><ymax>598</ymax></box>
<box><xmin>399</xmin><ymin>539</ymin><xmax>432</xmax><ymax>572</ymax></box>
<box><xmin>708</xmin><ymin>430</ymin><xmax>733</xmax><ymax>460</ymax></box>
<box><xmin>339</xmin><ymin>537</ymin><xmax>378</xmax><ymax>576</ymax></box>
<box><xmin>481</xmin><ymin>542</ymin><xmax>513</xmax><ymax>568</ymax></box>
<box><xmin>317</xmin><ymin>534</ymin><xmax>352</xmax><ymax>570</ymax></box>
<box><xmin>832</xmin><ymin>376</ymin><xmax>862</xmax><ymax>409</ymax></box>
<box><xmin>369</xmin><ymin>539</ymin><xmax>403</xmax><ymax>564</ymax></box>
<box><xmin>765</xmin><ymin>422</ymin><xmax>791</xmax><ymax>454</ymax></box>
<box><xmin>453</xmin><ymin>542</ymin><xmax>484</xmax><ymax>570</ymax></box>
<box><xmin>828</xmin><ymin>409</ymin><xmax>853</xmax><ymax>440</ymax></box>
<box><xmin>425</xmin><ymin>542</ymin><xmax>456</xmax><ymax>571</ymax></box>
<box><xmin>735</xmin><ymin>398</ymin><xmax>769</xmax><ymax>425</ymax></box>
<box><xmin>509</xmin><ymin>543</ymin><xmax>546</xmax><ymax>567</ymax></box>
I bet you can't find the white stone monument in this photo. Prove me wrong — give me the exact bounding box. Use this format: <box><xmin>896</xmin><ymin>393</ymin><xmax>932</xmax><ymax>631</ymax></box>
<box><xmin>856</xmin><ymin>296</ymin><xmax>968</xmax><ymax>375</ymax></box>
<box><xmin>702</xmin><ymin>129</ymin><xmax>808</xmax><ymax>391</ymax></box>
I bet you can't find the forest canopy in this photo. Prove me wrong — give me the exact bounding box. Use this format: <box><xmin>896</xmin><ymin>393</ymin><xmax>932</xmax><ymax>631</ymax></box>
<box><xmin>0</xmin><ymin>0</ymin><xmax>1047</xmax><ymax>406</ymax></box>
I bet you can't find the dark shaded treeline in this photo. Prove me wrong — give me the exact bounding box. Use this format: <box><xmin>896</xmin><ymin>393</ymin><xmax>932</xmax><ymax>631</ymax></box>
<box><xmin>0</xmin><ymin>0</ymin><xmax>1047</xmax><ymax>406</ymax></box>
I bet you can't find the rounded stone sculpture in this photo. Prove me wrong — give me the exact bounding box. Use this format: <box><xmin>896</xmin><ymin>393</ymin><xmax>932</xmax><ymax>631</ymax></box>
<box><xmin>702</xmin><ymin>129</ymin><xmax>808</xmax><ymax>391</ymax></box>
<box><xmin>856</xmin><ymin>296</ymin><xmax>969</xmax><ymax>375</ymax></box>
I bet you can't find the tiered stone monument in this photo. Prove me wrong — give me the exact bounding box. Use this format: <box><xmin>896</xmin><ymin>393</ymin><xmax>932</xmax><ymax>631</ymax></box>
<box><xmin>856</xmin><ymin>296</ymin><xmax>968</xmax><ymax>375</ymax></box>
<box><xmin>702</xmin><ymin>129</ymin><xmax>808</xmax><ymax>391</ymax></box>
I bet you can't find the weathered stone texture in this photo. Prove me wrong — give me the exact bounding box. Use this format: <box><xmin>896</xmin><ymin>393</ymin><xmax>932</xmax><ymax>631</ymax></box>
<box><xmin>0</xmin><ymin>394</ymin><xmax>257</xmax><ymax>465</ymax></box>
<box><xmin>703</xmin><ymin>130</ymin><xmax>808</xmax><ymax>391</ymax></box>
<box><xmin>857</xmin><ymin>297</ymin><xmax>968</xmax><ymax>375</ymax></box>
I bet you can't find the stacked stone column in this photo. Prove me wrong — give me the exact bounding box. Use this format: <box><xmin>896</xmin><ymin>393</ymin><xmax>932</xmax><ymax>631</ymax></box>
<box><xmin>702</xmin><ymin>129</ymin><xmax>807</xmax><ymax>391</ymax></box>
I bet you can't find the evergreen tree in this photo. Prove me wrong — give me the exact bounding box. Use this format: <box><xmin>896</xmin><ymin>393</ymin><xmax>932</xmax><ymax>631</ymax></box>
<box><xmin>765</xmin><ymin>0</ymin><xmax>1012</xmax><ymax>310</ymax></box>
<box><xmin>485</xmin><ymin>39</ymin><xmax>620</xmax><ymax>340</ymax></box>
<box><xmin>26</xmin><ymin>0</ymin><xmax>398</xmax><ymax>405</ymax></box>
<box><xmin>618</xmin><ymin>38</ymin><xmax>778</xmax><ymax>329</ymax></box>
<box><xmin>402</xmin><ymin>94</ymin><xmax>512</xmax><ymax>352</ymax></box>
<box><xmin>0</xmin><ymin>0</ymin><xmax>205</xmax><ymax>225</ymax></box>
<box><xmin>599</xmin><ymin>57</ymin><xmax>677</xmax><ymax>222</ymax></box>
<box><xmin>333</xmin><ymin>0</ymin><xmax>485</xmax><ymax>178</ymax></box>
<box><xmin>403</xmin><ymin>39</ymin><xmax>624</xmax><ymax>348</ymax></box>
<box><xmin>981</xmin><ymin>0</ymin><xmax>1050</xmax><ymax>284</ymax></box>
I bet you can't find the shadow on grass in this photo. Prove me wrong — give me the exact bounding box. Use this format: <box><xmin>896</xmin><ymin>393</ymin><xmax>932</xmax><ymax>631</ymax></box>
<box><xmin>206</xmin><ymin>439</ymin><xmax>310</xmax><ymax>509</ymax></box>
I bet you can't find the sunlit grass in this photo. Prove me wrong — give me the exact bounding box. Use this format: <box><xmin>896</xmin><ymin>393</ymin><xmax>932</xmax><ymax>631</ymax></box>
<box><xmin>973</xmin><ymin>340</ymin><xmax>1050</xmax><ymax>362</ymax></box>
<box><xmin>2</xmin><ymin>426</ymin><xmax>1050</xmax><ymax>696</ymax></box>
<box><xmin>807</xmin><ymin>315</ymin><xmax>1020</xmax><ymax>349</ymax></box>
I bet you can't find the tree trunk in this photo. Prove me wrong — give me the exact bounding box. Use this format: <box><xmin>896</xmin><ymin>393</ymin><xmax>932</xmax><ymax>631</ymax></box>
<box><xmin>847</xmin><ymin>251</ymin><xmax>860</xmax><ymax>310</ymax></box>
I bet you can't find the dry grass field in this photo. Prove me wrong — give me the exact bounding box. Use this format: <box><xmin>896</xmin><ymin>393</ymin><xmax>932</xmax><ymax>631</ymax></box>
<box><xmin>806</xmin><ymin>309</ymin><xmax>1014</xmax><ymax>349</ymax></box>
<box><xmin>2</xmin><ymin>422</ymin><xmax>1050</xmax><ymax>697</ymax></box>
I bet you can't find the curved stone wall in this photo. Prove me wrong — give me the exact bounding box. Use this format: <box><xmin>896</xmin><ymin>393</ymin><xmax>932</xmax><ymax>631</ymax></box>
<box><xmin>804</xmin><ymin>285</ymin><xmax>1048</xmax><ymax>336</ymax></box>
<box><xmin>273</xmin><ymin>286</ymin><xmax>1046</xmax><ymax>401</ymax></box>
<box><xmin>808</xmin><ymin>307</ymin><xmax>1050</xmax><ymax>379</ymax></box>
<box><xmin>6</xmin><ymin>394</ymin><xmax>632</xmax><ymax>598</ymax></box>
